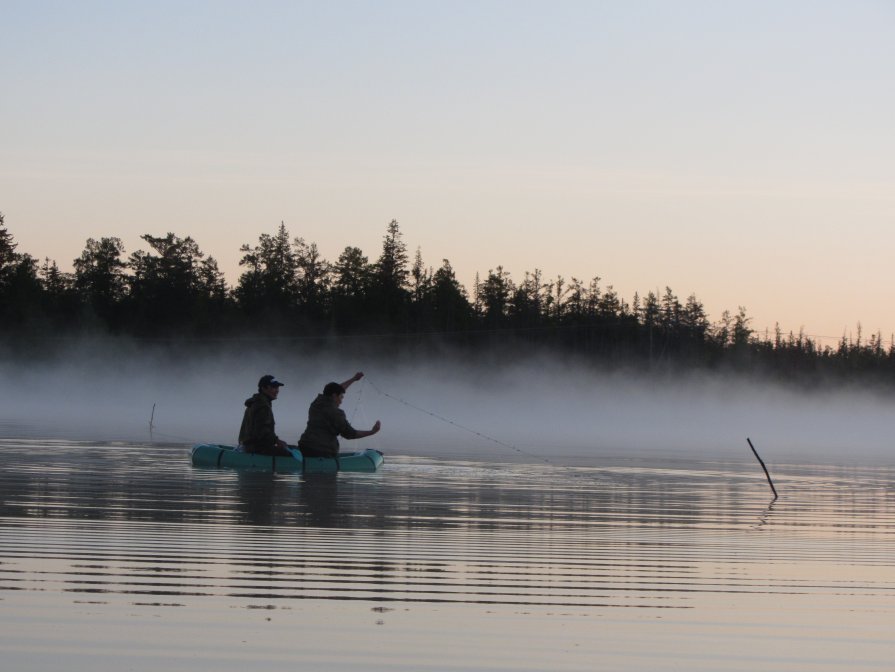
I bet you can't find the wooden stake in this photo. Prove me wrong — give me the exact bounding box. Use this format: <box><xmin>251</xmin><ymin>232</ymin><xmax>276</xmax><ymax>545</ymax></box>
<box><xmin>747</xmin><ymin>437</ymin><xmax>778</xmax><ymax>500</ymax></box>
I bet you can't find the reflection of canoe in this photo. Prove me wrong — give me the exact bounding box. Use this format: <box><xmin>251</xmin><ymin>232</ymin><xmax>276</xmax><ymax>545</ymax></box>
<box><xmin>190</xmin><ymin>444</ymin><xmax>383</xmax><ymax>473</ymax></box>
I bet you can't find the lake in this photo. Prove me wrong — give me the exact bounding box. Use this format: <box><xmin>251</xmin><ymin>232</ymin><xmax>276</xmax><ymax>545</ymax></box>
<box><xmin>1</xmin><ymin>437</ymin><xmax>894</xmax><ymax>671</ymax></box>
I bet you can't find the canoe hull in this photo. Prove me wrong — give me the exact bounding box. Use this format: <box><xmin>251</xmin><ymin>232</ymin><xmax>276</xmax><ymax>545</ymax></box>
<box><xmin>190</xmin><ymin>444</ymin><xmax>383</xmax><ymax>473</ymax></box>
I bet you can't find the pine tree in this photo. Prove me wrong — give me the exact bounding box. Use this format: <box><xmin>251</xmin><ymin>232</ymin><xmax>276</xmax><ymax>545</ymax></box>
<box><xmin>73</xmin><ymin>237</ymin><xmax>128</xmax><ymax>325</ymax></box>
<box><xmin>371</xmin><ymin>219</ymin><xmax>411</xmax><ymax>328</ymax></box>
<box><xmin>294</xmin><ymin>237</ymin><xmax>330</xmax><ymax>319</ymax></box>
<box><xmin>127</xmin><ymin>232</ymin><xmax>213</xmax><ymax>332</ymax></box>
<box><xmin>0</xmin><ymin>212</ymin><xmax>17</xmax><ymax>270</ymax></box>
<box><xmin>478</xmin><ymin>267</ymin><xmax>514</xmax><ymax>324</ymax></box>
<box><xmin>235</xmin><ymin>223</ymin><xmax>300</xmax><ymax>317</ymax></box>
<box><xmin>374</xmin><ymin>219</ymin><xmax>409</xmax><ymax>296</ymax></box>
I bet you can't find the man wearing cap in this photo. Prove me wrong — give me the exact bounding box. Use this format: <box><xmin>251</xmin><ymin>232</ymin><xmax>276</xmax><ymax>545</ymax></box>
<box><xmin>298</xmin><ymin>372</ymin><xmax>381</xmax><ymax>458</ymax></box>
<box><xmin>238</xmin><ymin>375</ymin><xmax>290</xmax><ymax>456</ymax></box>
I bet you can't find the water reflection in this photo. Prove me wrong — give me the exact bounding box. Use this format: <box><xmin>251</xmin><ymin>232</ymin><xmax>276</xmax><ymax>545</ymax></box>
<box><xmin>2</xmin><ymin>440</ymin><xmax>895</xmax><ymax>613</ymax></box>
<box><xmin>296</xmin><ymin>473</ymin><xmax>340</xmax><ymax>527</ymax></box>
<box><xmin>234</xmin><ymin>470</ymin><xmax>278</xmax><ymax>526</ymax></box>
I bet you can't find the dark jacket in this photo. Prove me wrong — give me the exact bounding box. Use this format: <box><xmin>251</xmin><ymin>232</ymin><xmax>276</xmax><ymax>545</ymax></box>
<box><xmin>297</xmin><ymin>394</ymin><xmax>358</xmax><ymax>457</ymax></box>
<box><xmin>238</xmin><ymin>392</ymin><xmax>280</xmax><ymax>453</ymax></box>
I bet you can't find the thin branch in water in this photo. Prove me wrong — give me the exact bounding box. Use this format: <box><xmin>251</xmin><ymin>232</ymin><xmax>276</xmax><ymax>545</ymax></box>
<box><xmin>747</xmin><ymin>437</ymin><xmax>778</xmax><ymax>500</ymax></box>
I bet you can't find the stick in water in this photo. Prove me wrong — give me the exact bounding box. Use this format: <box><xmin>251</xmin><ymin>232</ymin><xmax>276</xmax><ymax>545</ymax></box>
<box><xmin>747</xmin><ymin>437</ymin><xmax>778</xmax><ymax>500</ymax></box>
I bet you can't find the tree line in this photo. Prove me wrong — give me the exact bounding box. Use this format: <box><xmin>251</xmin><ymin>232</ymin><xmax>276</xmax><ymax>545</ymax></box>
<box><xmin>1</xmin><ymin>211</ymin><xmax>893</xmax><ymax>383</ymax></box>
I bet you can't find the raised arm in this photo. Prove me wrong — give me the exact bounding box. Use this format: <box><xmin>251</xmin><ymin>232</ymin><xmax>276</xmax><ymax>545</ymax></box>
<box><xmin>340</xmin><ymin>371</ymin><xmax>364</xmax><ymax>390</ymax></box>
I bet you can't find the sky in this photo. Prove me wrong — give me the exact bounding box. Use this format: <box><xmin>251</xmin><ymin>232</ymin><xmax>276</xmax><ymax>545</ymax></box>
<box><xmin>2</xmin><ymin>0</ymin><xmax>893</xmax><ymax>345</ymax></box>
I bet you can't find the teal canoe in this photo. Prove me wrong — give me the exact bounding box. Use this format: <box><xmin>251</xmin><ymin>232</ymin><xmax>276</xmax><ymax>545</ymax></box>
<box><xmin>190</xmin><ymin>444</ymin><xmax>384</xmax><ymax>474</ymax></box>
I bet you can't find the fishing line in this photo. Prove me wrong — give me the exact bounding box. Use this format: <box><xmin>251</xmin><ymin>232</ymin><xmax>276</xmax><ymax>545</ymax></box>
<box><xmin>145</xmin><ymin>404</ymin><xmax>200</xmax><ymax>444</ymax></box>
<box><xmin>148</xmin><ymin>429</ymin><xmax>201</xmax><ymax>444</ymax></box>
<box><xmin>364</xmin><ymin>377</ymin><xmax>552</xmax><ymax>464</ymax></box>
<box><xmin>349</xmin><ymin>377</ymin><xmax>367</xmax><ymax>423</ymax></box>
<box><xmin>349</xmin><ymin>378</ymin><xmax>383</xmax><ymax>452</ymax></box>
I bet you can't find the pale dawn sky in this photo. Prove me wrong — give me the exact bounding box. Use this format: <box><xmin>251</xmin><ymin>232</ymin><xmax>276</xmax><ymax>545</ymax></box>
<box><xmin>2</xmin><ymin>0</ymin><xmax>893</xmax><ymax>344</ymax></box>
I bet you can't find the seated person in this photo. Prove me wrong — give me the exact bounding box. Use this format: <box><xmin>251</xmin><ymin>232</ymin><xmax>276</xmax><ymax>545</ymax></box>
<box><xmin>238</xmin><ymin>374</ymin><xmax>291</xmax><ymax>456</ymax></box>
<box><xmin>298</xmin><ymin>372</ymin><xmax>381</xmax><ymax>458</ymax></box>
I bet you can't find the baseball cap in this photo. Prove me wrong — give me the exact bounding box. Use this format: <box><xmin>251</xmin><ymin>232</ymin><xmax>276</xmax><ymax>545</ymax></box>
<box><xmin>258</xmin><ymin>374</ymin><xmax>284</xmax><ymax>388</ymax></box>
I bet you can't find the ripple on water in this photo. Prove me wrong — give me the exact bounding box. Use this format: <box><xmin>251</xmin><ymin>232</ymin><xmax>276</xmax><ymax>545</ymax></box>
<box><xmin>2</xmin><ymin>440</ymin><xmax>895</xmax><ymax>613</ymax></box>
<box><xmin>3</xmin><ymin>440</ymin><xmax>895</xmax><ymax>672</ymax></box>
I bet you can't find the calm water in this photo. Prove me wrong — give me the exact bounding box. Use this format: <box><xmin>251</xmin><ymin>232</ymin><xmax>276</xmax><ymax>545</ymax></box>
<box><xmin>1</xmin><ymin>437</ymin><xmax>894</xmax><ymax>671</ymax></box>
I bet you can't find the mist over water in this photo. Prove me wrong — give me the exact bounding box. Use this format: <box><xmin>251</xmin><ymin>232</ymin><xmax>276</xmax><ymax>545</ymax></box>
<box><xmin>2</xmin><ymin>339</ymin><xmax>894</xmax><ymax>465</ymax></box>
<box><xmin>4</xmin><ymin>342</ymin><xmax>895</xmax><ymax>672</ymax></box>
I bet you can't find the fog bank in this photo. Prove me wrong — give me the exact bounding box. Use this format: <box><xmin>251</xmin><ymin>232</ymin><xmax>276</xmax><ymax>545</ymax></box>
<box><xmin>2</xmin><ymin>342</ymin><xmax>894</xmax><ymax>465</ymax></box>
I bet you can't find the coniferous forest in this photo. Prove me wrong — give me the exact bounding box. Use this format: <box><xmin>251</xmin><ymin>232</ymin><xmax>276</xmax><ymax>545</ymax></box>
<box><xmin>1</xmin><ymin>211</ymin><xmax>894</xmax><ymax>385</ymax></box>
